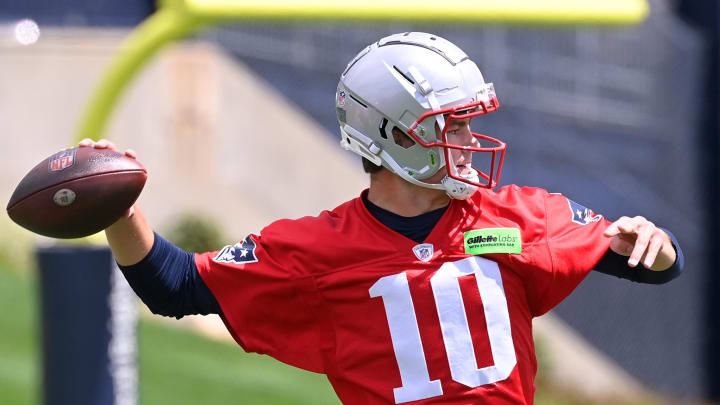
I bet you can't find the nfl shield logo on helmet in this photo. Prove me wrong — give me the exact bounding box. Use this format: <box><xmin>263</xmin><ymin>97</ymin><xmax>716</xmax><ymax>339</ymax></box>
<box><xmin>567</xmin><ymin>199</ymin><xmax>602</xmax><ymax>225</ymax></box>
<box><xmin>213</xmin><ymin>235</ymin><xmax>258</xmax><ymax>265</ymax></box>
<box><xmin>48</xmin><ymin>149</ymin><xmax>76</xmax><ymax>172</ymax></box>
<box><xmin>337</xmin><ymin>90</ymin><xmax>346</xmax><ymax>106</ymax></box>
<box><xmin>412</xmin><ymin>243</ymin><xmax>434</xmax><ymax>262</ymax></box>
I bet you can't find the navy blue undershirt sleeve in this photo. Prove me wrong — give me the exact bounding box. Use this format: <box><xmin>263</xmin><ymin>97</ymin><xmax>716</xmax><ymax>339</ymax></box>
<box><xmin>118</xmin><ymin>232</ymin><xmax>221</xmax><ymax>318</ymax></box>
<box><xmin>593</xmin><ymin>228</ymin><xmax>684</xmax><ymax>284</ymax></box>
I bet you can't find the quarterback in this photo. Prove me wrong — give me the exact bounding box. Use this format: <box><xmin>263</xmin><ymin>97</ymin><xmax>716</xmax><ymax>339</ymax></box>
<box><xmin>83</xmin><ymin>33</ymin><xmax>683</xmax><ymax>404</ymax></box>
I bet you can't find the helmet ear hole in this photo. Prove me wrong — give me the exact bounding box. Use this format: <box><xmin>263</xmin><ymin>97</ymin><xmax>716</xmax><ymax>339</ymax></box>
<box><xmin>392</xmin><ymin>126</ymin><xmax>415</xmax><ymax>149</ymax></box>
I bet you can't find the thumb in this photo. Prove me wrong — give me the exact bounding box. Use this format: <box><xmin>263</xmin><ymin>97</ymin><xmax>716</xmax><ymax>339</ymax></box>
<box><xmin>603</xmin><ymin>222</ymin><xmax>620</xmax><ymax>237</ymax></box>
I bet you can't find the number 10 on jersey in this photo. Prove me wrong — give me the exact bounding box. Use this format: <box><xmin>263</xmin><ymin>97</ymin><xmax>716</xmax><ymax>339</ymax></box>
<box><xmin>369</xmin><ymin>257</ymin><xmax>517</xmax><ymax>404</ymax></box>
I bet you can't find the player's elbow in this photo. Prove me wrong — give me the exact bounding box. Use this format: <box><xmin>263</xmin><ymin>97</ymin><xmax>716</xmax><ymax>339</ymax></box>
<box><xmin>139</xmin><ymin>293</ymin><xmax>189</xmax><ymax>319</ymax></box>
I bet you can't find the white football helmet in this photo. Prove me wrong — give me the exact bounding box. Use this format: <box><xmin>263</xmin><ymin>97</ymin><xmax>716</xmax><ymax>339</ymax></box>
<box><xmin>336</xmin><ymin>32</ymin><xmax>506</xmax><ymax>199</ymax></box>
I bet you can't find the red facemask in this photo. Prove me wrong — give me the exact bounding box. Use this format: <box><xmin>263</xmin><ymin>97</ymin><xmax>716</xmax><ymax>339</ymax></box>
<box><xmin>406</xmin><ymin>94</ymin><xmax>506</xmax><ymax>189</ymax></box>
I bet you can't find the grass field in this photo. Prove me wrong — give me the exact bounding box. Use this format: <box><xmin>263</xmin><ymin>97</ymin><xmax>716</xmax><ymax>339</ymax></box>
<box><xmin>0</xmin><ymin>258</ymin><xmax>662</xmax><ymax>405</ymax></box>
<box><xmin>0</xmin><ymin>262</ymin><xmax>40</xmax><ymax>404</ymax></box>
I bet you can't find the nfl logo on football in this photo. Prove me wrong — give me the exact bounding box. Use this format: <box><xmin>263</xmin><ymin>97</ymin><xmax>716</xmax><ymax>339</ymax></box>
<box><xmin>49</xmin><ymin>149</ymin><xmax>75</xmax><ymax>172</ymax></box>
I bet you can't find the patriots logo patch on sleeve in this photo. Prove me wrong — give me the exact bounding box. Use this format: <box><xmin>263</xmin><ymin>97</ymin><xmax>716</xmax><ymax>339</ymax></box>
<box><xmin>213</xmin><ymin>235</ymin><xmax>258</xmax><ymax>264</ymax></box>
<box><xmin>567</xmin><ymin>199</ymin><xmax>602</xmax><ymax>225</ymax></box>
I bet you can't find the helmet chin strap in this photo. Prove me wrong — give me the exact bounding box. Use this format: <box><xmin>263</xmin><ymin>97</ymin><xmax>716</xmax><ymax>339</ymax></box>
<box><xmin>441</xmin><ymin>170</ymin><xmax>480</xmax><ymax>200</ymax></box>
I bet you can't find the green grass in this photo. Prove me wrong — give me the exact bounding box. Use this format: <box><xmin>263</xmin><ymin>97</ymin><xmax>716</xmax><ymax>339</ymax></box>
<box><xmin>0</xmin><ymin>264</ymin><xmax>40</xmax><ymax>405</ymax></box>
<box><xmin>138</xmin><ymin>321</ymin><xmax>339</xmax><ymax>404</ymax></box>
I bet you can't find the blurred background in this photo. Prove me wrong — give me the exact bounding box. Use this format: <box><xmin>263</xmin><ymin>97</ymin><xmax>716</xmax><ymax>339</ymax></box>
<box><xmin>0</xmin><ymin>0</ymin><xmax>717</xmax><ymax>404</ymax></box>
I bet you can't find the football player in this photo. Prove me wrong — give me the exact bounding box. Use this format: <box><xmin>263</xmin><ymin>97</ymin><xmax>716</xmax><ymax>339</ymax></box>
<box><xmin>81</xmin><ymin>32</ymin><xmax>682</xmax><ymax>404</ymax></box>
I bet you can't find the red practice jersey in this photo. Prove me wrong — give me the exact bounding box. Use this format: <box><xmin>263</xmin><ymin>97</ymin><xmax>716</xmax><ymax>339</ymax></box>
<box><xmin>196</xmin><ymin>185</ymin><xmax>612</xmax><ymax>404</ymax></box>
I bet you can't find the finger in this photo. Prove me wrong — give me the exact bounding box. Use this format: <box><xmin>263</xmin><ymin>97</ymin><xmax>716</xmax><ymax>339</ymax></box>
<box><xmin>78</xmin><ymin>138</ymin><xmax>94</xmax><ymax>147</ymax></box>
<box><xmin>642</xmin><ymin>233</ymin><xmax>664</xmax><ymax>268</ymax></box>
<box><xmin>627</xmin><ymin>224</ymin><xmax>652</xmax><ymax>267</ymax></box>
<box><xmin>603</xmin><ymin>224</ymin><xmax>619</xmax><ymax>237</ymax></box>
<box><xmin>103</xmin><ymin>140</ymin><xmax>117</xmax><ymax>150</ymax></box>
<box><xmin>606</xmin><ymin>216</ymin><xmax>645</xmax><ymax>237</ymax></box>
<box><xmin>617</xmin><ymin>219</ymin><xmax>638</xmax><ymax>234</ymax></box>
<box><xmin>95</xmin><ymin>139</ymin><xmax>120</xmax><ymax>151</ymax></box>
<box><xmin>124</xmin><ymin>205</ymin><xmax>135</xmax><ymax>218</ymax></box>
<box><xmin>124</xmin><ymin>149</ymin><xmax>137</xmax><ymax>159</ymax></box>
<box><xmin>604</xmin><ymin>216</ymin><xmax>629</xmax><ymax>237</ymax></box>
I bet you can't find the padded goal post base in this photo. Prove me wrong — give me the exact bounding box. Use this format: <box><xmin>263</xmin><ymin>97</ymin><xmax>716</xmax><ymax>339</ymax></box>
<box><xmin>37</xmin><ymin>245</ymin><xmax>138</xmax><ymax>405</ymax></box>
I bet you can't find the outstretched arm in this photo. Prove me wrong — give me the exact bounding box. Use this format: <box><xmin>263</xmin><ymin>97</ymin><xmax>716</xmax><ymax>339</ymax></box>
<box><xmin>78</xmin><ymin>138</ymin><xmax>220</xmax><ymax>317</ymax></box>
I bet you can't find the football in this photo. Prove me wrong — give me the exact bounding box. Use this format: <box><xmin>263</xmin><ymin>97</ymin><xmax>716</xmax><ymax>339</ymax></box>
<box><xmin>6</xmin><ymin>147</ymin><xmax>147</xmax><ymax>239</ymax></box>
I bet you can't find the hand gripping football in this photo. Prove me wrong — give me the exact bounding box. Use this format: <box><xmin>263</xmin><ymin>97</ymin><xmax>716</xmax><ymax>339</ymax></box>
<box><xmin>6</xmin><ymin>147</ymin><xmax>147</xmax><ymax>239</ymax></box>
